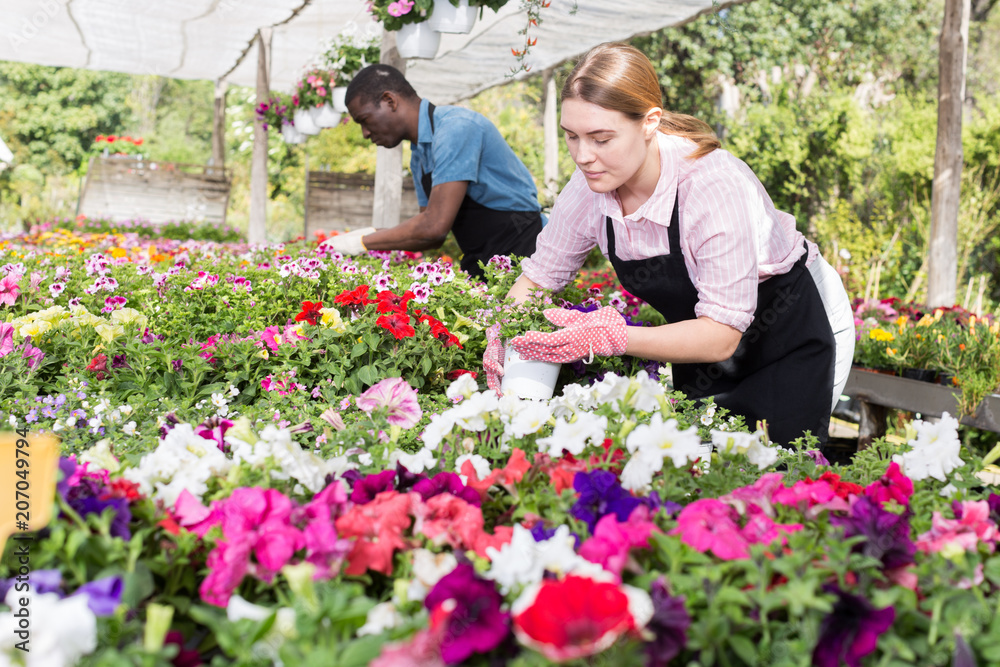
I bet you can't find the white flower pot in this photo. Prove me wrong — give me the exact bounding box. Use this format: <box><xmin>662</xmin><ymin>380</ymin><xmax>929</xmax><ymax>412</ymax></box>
<box><xmin>396</xmin><ymin>22</ymin><xmax>441</xmax><ymax>60</ymax></box>
<box><xmin>501</xmin><ymin>346</ymin><xmax>561</xmax><ymax>400</ymax></box>
<box><xmin>331</xmin><ymin>86</ymin><xmax>349</xmax><ymax>113</ymax></box>
<box><xmin>281</xmin><ymin>123</ymin><xmax>306</xmax><ymax>144</ymax></box>
<box><xmin>428</xmin><ymin>0</ymin><xmax>476</xmax><ymax>34</ymax></box>
<box><xmin>310</xmin><ymin>104</ymin><xmax>342</xmax><ymax>128</ymax></box>
<box><xmin>292</xmin><ymin>108</ymin><xmax>320</xmax><ymax>135</ymax></box>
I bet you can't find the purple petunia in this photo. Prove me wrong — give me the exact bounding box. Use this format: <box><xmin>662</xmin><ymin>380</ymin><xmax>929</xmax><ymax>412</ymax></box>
<box><xmin>424</xmin><ymin>562</ymin><xmax>509</xmax><ymax>664</ymax></box>
<box><xmin>350</xmin><ymin>469</ymin><xmax>397</xmax><ymax>504</ymax></box>
<box><xmin>412</xmin><ymin>471</ymin><xmax>481</xmax><ymax>507</ymax></box>
<box><xmin>831</xmin><ymin>495</ymin><xmax>915</xmax><ymax>571</ymax></box>
<box><xmin>813</xmin><ymin>585</ymin><xmax>895</xmax><ymax>667</ymax></box>
<box><xmin>570</xmin><ymin>469</ymin><xmax>643</xmax><ymax>534</ymax></box>
<box><xmin>644</xmin><ymin>577</ymin><xmax>691</xmax><ymax>666</ymax></box>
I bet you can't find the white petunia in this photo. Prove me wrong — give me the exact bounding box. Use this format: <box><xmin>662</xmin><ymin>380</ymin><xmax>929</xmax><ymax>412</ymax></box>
<box><xmin>391</xmin><ymin>446</ymin><xmax>438</xmax><ymax>474</ymax></box>
<box><xmin>549</xmin><ymin>382</ymin><xmax>597</xmax><ymax>418</ymax></box>
<box><xmin>447</xmin><ymin>391</ymin><xmax>499</xmax><ymax>431</ymax></box>
<box><xmin>445</xmin><ymin>373</ymin><xmax>479</xmax><ymax>402</ymax></box>
<box><xmin>485</xmin><ymin>525</ymin><xmax>603</xmax><ymax>595</ymax></box>
<box><xmin>0</xmin><ymin>591</ymin><xmax>97</xmax><ymax>665</ymax></box>
<box><xmin>620</xmin><ymin>449</ymin><xmax>663</xmax><ymax>492</ymax></box>
<box><xmin>590</xmin><ymin>372</ymin><xmax>632</xmax><ymax>407</ymax></box>
<box><xmin>507</xmin><ymin>400</ymin><xmax>553</xmax><ymax>438</ymax></box>
<box><xmin>420</xmin><ymin>412</ymin><xmax>456</xmax><ymax>450</ymax></box>
<box><xmin>358</xmin><ymin>602</ymin><xmax>405</xmax><ymax>636</ymax></box>
<box><xmin>536</xmin><ymin>412</ymin><xmax>608</xmax><ymax>457</ymax></box>
<box><xmin>123</xmin><ymin>423</ymin><xmax>232</xmax><ymax>506</ymax></box>
<box><xmin>625</xmin><ymin>413</ymin><xmax>703</xmax><ymax>468</ymax></box>
<box><xmin>406</xmin><ymin>549</ymin><xmax>458</xmax><ymax>602</ymax></box>
<box><xmin>456</xmin><ymin>453</ymin><xmax>491</xmax><ymax>482</ymax></box>
<box><xmin>78</xmin><ymin>438</ymin><xmax>120</xmax><ymax>473</ymax></box>
<box><xmin>625</xmin><ymin>370</ymin><xmax>664</xmax><ymax>412</ymax></box>
<box><xmin>896</xmin><ymin>412</ymin><xmax>965</xmax><ymax>482</ymax></box>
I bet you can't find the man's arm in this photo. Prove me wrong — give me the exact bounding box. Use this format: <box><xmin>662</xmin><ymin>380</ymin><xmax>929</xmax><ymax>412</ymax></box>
<box><xmin>361</xmin><ymin>181</ymin><xmax>468</xmax><ymax>251</ymax></box>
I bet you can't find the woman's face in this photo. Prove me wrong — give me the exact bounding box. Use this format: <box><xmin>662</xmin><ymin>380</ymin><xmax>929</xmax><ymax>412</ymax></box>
<box><xmin>560</xmin><ymin>98</ymin><xmax>658</xmax><ymax>194</ymax></box>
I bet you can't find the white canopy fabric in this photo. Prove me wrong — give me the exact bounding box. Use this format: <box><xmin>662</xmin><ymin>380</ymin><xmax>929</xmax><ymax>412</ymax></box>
<box><xmin>1</xmin><ymin>0</ymin><xmax>726</xmax><ymax>103</ymax></box>
<box><xmin>0</xmin><ymin>135</ymin><xmax>12</xmax><ymax>163</ymax></box>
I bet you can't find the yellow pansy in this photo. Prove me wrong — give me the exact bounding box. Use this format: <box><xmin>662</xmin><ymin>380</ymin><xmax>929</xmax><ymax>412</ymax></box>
<box><xmin>868</xmin><ymin>328</ymin><xmax>894</xmax><ymax>342</ymax></box>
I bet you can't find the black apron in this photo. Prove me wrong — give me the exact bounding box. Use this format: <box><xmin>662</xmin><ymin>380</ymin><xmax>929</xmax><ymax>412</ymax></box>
<box><xmin>421</xmin><ymin>103</ymin><xmax>542</xmax><ymax>279</ymax></box>
<box><xmin>606</xmin><ymin>194</ymin><xmax>836</xmax><ymax>445</ymax></box>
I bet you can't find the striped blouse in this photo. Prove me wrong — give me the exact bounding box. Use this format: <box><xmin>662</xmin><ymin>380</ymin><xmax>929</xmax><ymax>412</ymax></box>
<box><xmin>521</xmin><ymin>131</ymin><xmax>818</xmax><ymax>332</ymax></box>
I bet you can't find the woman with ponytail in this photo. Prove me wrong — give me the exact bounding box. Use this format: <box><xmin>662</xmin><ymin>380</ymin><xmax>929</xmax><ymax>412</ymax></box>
<box><xmin>483</xmin><ymin>42</ymin><xmax>854</xmax><ymax>446</ymax></box>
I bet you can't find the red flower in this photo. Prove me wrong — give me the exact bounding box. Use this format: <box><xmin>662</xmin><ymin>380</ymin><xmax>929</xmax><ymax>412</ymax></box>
<box><xmin>106</xmin><ymin>135</ymin><xmax>118</xmax><ymax>142</ymax></box>
<box><xmin>86</xmin><ymin>353</ymin><xmax>109</xmax><ymax>380</ymax></box>
<box><xmin>376</xmin><ymin>289</ymin><xmax>415</xmax><ymax>314</ymax></box>
<box><xmin>102</xmin><ymin>478</ymin><xmax>143</xmax><ymax>502</ymax></box>
<box><xmin>420</xmin><ymin>315</ymin><xmax>463</xmax><ymax>348</ymax></box>
<box><xmin>94</xmin><ymin>135</ymin><xmax>106</xmax><ymax>142</ymax></box>
<box><xmin>294</xmin><ymin>300</ymin><xmax>324</xmax><ymax>325</ymax></box>
<box><xmin>446</xmin><ymin>369</ymin><xmax>479</xmax><ymax>381</ymax></box>
<box><xmin>810</xmin><ymin>471</ymin><xmax>864</xmax><ymax>500</ymax></box>
<box><xmin>333</xmin><ymin>285</ymin><xmax>372</xmax><ymax>308</ymax></box>
<box><xmin>377</xmin><ymin>312</ymin><xmax>416</xmax><ymax>339</ymax></box>
<box><xmin>513</xmin><ymin>575</ymin><xmax>638</xmax><ymax>662</ymax></box>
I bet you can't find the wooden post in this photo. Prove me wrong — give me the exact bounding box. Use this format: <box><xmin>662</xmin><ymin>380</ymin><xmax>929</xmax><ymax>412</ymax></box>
<box><xmin>542</xmin><ymin>67</ymin><xmax>559</xmax><ymax>204</ymax></box>
<box><xmin>248</xmin><ymin>28</ymin><xmax>272</xmax><ymax>245</ymax></box>
<box><xmin>211</xmin><ymin>79</ymin><xmax>227</xmax><ymax>172</ymax></box>
<box><xmin>371</xmin><ymin>30</ymin><xmax>405</xmax><ymax>230</ymax></box>
<box><xmin>927</xmin><ymin>0</ymin><xmax>971</xmax><ymax>308</ymax></box>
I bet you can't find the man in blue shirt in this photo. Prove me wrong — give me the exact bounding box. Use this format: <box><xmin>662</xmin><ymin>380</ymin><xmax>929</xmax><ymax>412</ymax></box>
<box><xmin>322</xmin><ymin>65</ymin><xmax>543</xmax><ymax>278</ymax></box>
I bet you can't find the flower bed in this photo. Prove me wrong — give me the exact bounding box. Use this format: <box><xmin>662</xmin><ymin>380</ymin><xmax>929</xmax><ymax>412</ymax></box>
<box><xmin>2</xmin><ymin>230</ymin><xmax>1000</xmax><ymax>665</ymax></box>
<box><xmin>853</xmin><ymin>297</ymin><xmax>1000</xmax><ymax>416</ymax></box>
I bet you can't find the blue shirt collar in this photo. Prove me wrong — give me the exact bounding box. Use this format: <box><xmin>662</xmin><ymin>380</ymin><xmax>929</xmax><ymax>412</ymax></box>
<box><xmin>417</xmin><ymin>98</ymin><xmax>434</xmax><ymax>145</ymax></box>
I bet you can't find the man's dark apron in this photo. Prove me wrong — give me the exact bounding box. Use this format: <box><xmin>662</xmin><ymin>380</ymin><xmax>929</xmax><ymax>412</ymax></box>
<box><xmin>421</xmin><ymin>103</ymin><xmax>542</xmax><ymax>279</ymax></box>
<box><xmin>606</xmin><ymin>194</ymin><xmax>835</xmax><ymax>445</ymax></box>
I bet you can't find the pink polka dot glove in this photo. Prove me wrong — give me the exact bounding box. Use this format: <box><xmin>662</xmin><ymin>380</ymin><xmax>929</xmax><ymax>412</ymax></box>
<box><xmin>483</xmin><ymin>323</ymin><xmax>505</xmax><ymax>394</ymax></box>
<box><xmin>510</xmin><ymin>306</ymin><xmax>629</xmax><ymax>364</ymax></box>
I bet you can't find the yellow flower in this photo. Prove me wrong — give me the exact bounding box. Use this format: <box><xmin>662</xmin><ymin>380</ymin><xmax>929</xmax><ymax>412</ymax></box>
<box><xmin>895</xmin><ymin>315</ymin><xmax>909</xmax><ymax>327</ymax></box>
<box><xmin>18</xmin><ymin>320</ymin><xmax>52</xmax><ymax>339</ymax></box>
<box><xmin>94</xmin><ymin>322</ymin><xmax>126</xmax><ymax>342</ymax></box>
<box><xmin>257</xmin><ymin>348</ymin><xmax>269</xmax><ymax>359</ymax></box>
<box><xmin>110</xmin><ymin>308</ymin><xmax>148</xmax><ymax>329</ymax></box>
<box><xmin>868</xmin><ymin>328</ymin><xmax>894</xmax><ymax>342</ymax></box>
<box><xmin>887</xmin><ymin>347</ymin><xmax>897</xmax><ymax>357</ymax></box>
<box><xmin>36</xmin><ymin>305</ymin><xmax>69</xmax><ymax>323</ymax></box>
<box><xmin>319</xmin><ymin>307</ymin><xmax>347</xmax><ymax>333</ymax></box>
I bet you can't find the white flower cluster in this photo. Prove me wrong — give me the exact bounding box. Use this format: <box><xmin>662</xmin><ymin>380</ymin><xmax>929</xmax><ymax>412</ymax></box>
<box><xmin>0</xmin><ymin>591</ymin><xmax>97</xmax><ymax>665</ymax></box>
<box><xmin>227</xmin><ymin>424</ymin><xmax>356</xmax><ymax>494</ymax></box>
<box><xmin>893</xmin><ymin>412</ymin><xmax>965</xmax><ymax>482</ymax></box>
<box><xmin>123</xmin><ymin>424</ymin><xmax>233</xmax><ymax>507</ymax></box>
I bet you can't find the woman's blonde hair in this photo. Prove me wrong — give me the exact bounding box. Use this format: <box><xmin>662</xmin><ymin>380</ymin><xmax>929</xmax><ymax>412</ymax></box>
<box><xmin>562</xmin><ymin>42</ymin><xmax>720</xmax><ymax>160</ymax></box>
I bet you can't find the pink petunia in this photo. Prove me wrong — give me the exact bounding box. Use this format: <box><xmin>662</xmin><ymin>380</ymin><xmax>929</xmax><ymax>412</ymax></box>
<box><xmin>864</xmin><ymin>462</ymin><xmax>914</xmax><ymax>507</ymax></box>
<box><xmin>0</xmin><ymin>273</ymin><xmax>22</xmax><ymax>306</ymax></box>
<box><xmin>579</xmin><ymin>505</ymin><xmax>658</xmax><ymax>577</ymax></box>
<box><xmin>0</xmin><ymin>322</ymin><xmax>14</xmax><ymax>357</ymax></box>
<box><xmin>915</xmin><ymin>500</ymin><xmax>999</xmax><ymax>555</ymax></box>
<box><xmin>670</xmin><ymin>498</ymin><xmax>749</xmax><ymax>560</ymax></box>
<box><xmin>387</xmin><ymin>0</ymin><xmax>414</xmax><ymax>17</ymax></box>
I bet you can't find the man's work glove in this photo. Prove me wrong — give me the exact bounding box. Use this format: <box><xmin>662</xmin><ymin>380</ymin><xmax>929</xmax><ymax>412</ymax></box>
<box><xmin>320</xmin><ymin>227</ymin><xmax>376</xmax><ymax>255</ymax></box>
<box><xmin>510</xmin><ymin>307</ymin><xmax>629</xmax><ymax>364</ymax></box>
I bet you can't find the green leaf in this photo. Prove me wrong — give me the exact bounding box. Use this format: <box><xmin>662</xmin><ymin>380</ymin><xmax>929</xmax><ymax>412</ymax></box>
<box><xmin>350</xmin><ymin>342</ymin><xmax>368</xmax><ymax>359</ymax></box>
<box><xmin>728</xmin><ymin>635</ymin><xmax>758</xmax><ymax>666</ymax></box>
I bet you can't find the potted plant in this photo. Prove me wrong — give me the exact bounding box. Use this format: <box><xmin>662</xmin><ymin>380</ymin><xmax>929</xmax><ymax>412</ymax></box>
<box><xmin>322</xmin><ymin>24</ymin><xmax>381</xmax><ymax>112</ymax></box>
<box><xmin>366</xmin><ymin>0</ymin><xmax>441</xmax><ymax>59</ymax></box>
<box><xmin>255</xmin><ymin>95</ymin><xmax>305</xmax><ymax>144</ymax></box>
<box><xmin>291</xmin><ymin>70</ymin><xmax>337</xmax><ymax>134</ymax></box>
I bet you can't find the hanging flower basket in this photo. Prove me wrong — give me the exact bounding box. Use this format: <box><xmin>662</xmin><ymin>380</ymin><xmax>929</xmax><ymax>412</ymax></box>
<box><xmin>281</xmin><ymin>123</ymin><xmax>307</xmax><ymax>144</ymax></box>
<box><xmin>396</xmin><ymin>22</ymin><xmax>441</xmax><ymax>59</ymax></box>
<box><xmin>292</xmin><ymin>108</ymin><xmax>321</xmax><ymax>135</ymax></box>
<box><xmin>310</xmin><ymin>104</ymin><xmax>343</xmax><ymax>128</ymax></box>
<box><xmin>331</xmin><ymin>86</ymin><xmax>349</xmax><ymax>113</ymax></box>
<box><xmin>427</xmin><ymin>0</ymin><xmax>477</xmax><ymax>34</ymax></box>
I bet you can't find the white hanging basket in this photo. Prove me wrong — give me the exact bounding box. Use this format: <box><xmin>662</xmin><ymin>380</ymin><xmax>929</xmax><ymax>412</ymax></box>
<box><xmin>396</xmin><ymin>22</ymin><xmax>441</xmax><ymax>60</ymax></box>
<box><xmin>427</xmin><ymin>0</ymin><xmax>476</xmax><ymax>34</ymax></box>
<box><xmin>331</xmin><ymin>86</ymin><xmax>349</xmax><ymax>113</ymax></box>
<box><xmin>292</xmin><ymin>107</ymin><xmax>320</xmax><ymax>135</ymax></box>
<box><xmin>281</xmin><ymin>123</ymin><xmax>306</xmax><ymax>144</ymax></box>
<box><xmin>501</xmin><ymin>346</ymin><xmax>561</xmax><ymax>400</ymax></box>
<box><xmin>310</xmin><ymin>104</ymin><xmax>342</xmax><ymax>129</ymax></box>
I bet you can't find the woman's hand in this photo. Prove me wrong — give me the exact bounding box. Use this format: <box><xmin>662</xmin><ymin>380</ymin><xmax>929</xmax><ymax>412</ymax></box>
<box><xmin>510</xmin><ymin>307</ymin><xmax>629</xmax><ymax>363</ymax></box>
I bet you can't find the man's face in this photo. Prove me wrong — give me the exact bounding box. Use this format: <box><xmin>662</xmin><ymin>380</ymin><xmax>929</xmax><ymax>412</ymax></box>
<box><xmin>347</xmin><ymin>94</ymin><xmax>406</xmax><ymax>148</ymax></box>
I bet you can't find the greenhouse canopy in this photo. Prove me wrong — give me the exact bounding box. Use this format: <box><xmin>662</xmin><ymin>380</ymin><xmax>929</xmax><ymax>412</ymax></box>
<box><xmin>0</xmin><ymin>0</ymin><xmax>730</xmax><ymax>103</ymax></box>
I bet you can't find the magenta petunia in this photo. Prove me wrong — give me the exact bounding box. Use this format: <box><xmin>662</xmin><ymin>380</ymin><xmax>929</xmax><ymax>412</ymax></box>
<box><xmin>424</xmin><ymin>562</ymin><xmax>509</xmax><ymax>664</ymax></box>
